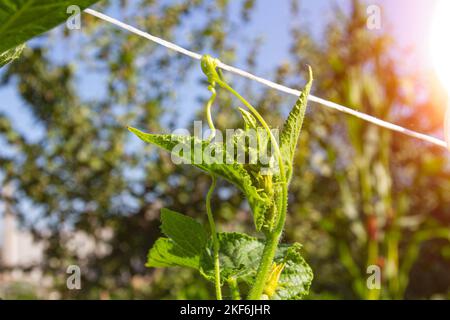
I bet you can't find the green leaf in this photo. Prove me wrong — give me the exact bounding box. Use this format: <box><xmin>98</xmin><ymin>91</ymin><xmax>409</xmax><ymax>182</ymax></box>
<box><xmin>160</xmin><ymin>208</ymin><xmax>207</xmax><ymax>256</ymax></box>
<box><xmin>272</xmin><ymin>243</ymin><xmax>314</xmax><ymax>300</ymax></box>
<box><xmin>0</xmin><ymin>43</ymin><xmax>25</xmax><ymax>67</ymax></box>
<box><xmin>0</xmin><ymin>0</ymin><xmax>99</xmax><ymax>62</ymax></box>
<box><xmin>146</xmin><ymin>208</ymin><xmax>207</xmax><ymax>270</ymax></box>
<box><xmin>200</xmin><ymin>232</ymin><xmax>264</xmax><ymax>282</ymax></box>
<box><xmin>200</xmin><ymin>232</ymin><xmax>313</xmax><ymax>299</ymax></box>
<box><xmin>280</xmin><ymin>67</ymin><xmax>313</xmax><ymax>182</ymax></box>
<box><xmin>128</xmin><ymin>127</ymin><xmax>271</xmax><ymax>231</ymax></box>
<box><xmin>146</xmin><ymin>238</ymin><xmax>199</xmax><ymax>269</ymax></box>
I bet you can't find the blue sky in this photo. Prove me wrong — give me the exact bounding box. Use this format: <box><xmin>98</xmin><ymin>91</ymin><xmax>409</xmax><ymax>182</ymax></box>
<box><xmin>0</xmin><ymin>0</ymin><xmax>341</xmax><ymax>146</ymax></box>
<box><xmin>0</xmin><ymin>0</ymin><xmax>439</xmax><ymax>138</ymax></box>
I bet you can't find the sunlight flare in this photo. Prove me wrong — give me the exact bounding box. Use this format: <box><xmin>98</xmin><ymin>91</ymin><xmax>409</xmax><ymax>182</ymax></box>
<box><xmin>430</xmin><ymin>0</ymin><xmax>450</xmax><ymax>148</ymax></box>
<box><xmin>430</xmin><ymin>0</ymin><xmax>450</xmax><ymax>91</ymax></box>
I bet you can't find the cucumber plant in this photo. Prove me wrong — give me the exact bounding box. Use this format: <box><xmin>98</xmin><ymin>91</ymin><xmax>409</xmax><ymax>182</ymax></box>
<box><xmin>128</xmin><ymin>55</ymin><xmax>314</xmax><ymax>300</ymax></box>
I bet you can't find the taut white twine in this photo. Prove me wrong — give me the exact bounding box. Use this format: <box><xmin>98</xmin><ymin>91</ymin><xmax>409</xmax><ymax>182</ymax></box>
<box><xmin>84</xmin><ymin>8</ymin><xmax>448</xmax><ymax>149</ymax></box>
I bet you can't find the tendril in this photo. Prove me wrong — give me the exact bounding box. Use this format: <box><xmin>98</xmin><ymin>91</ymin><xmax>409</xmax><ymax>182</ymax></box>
<box><xmin>205</xmin><ymin>84</ymin><xmax>217</xmax><ymax>141</ymax></box>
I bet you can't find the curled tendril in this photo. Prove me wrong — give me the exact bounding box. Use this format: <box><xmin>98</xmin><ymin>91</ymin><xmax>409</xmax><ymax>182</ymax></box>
<box><xmin>202</xmin><ymin>55</ymin><xmax>222</xmax><ymax>141</ymax></box>
<box><xmin>201</xmin><ymin>56</ymin><xmax>224</xmax><ymax>299</ymax></box>
<box><xmin>205</xmin><ymin>85</ymin><xmax>217</xmax><ymax>141</ymax></box>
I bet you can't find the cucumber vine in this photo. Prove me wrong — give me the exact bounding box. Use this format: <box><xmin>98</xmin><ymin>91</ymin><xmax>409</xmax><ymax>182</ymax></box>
<box><xmin>128</xmin><ymin>55</ymin><xmax>314</xmax><ymax>300</ymax></box>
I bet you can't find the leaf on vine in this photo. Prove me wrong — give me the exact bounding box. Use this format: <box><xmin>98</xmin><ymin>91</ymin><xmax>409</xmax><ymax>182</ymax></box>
<box><xmin>146</xmin><ymin>238</ymin><xmax>200</xmax><ymax>269</ymax></box>
<box><xmin>0</xmin><ymin>0</ymin><xmax>99</xmax><ymax>60</ymax></box>
<box><xmin>128</xmin><ymin>127</ymin><xmax>271</xmax><ymax>231</ymax></box>
<box><xmin>280</xmin><ymin>67</ymin><xmax>313</xmax><ymax>182</ymax></box>
<box><xmin>160</xmin><ymin>208</ymin><xmax>207</xmax><ymax>255</ymax></box>
<box><xmin>272</xmin><ymin>243</ymin><xmax>313</xmax><ymax>300</ymax></box>
<box><xmin>146</xmin><ymin>208</ymin><xmax>207</xmax><ymax>270</ymax></box>
<box><xmin>0</xmin><ymin>44</ymin><xmax>25</xmax><ymax>68</ymax></box>
<box><xmin>200</xmin><ymin>232</ymin><xmax>264</xmax><ymax>283</ymax></box>
<box><xmin>200</xmin><ymin>232</ymin><xmax>313</xmax><ymax>299</ymax></box>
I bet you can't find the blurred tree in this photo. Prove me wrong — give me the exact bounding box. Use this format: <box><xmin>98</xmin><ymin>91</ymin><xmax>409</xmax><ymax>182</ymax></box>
<box><xmin>0</xmin><ymin>0</ymin><xmax>254</xmax><ymax>299</ymax></box>
<box><xmin>0</xmin><ymin>0</ymin><xmax>448</xmax><ymax>300</ymax></box>
<box><xmin>280</xmin><ymin>0</ymin><xmax>450</xmax><ymax>299</ymax></box>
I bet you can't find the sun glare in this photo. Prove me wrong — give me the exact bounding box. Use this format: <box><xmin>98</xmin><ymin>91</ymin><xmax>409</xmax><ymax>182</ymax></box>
<box><xmin>430</xmin><ymin>0</ymin><xmax>450</xmax><ymax>91</ymax></box>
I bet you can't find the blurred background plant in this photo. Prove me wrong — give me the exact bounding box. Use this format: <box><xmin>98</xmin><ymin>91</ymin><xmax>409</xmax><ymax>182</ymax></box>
<box><xmin>0</xmin><ymin>0</ymin><xmax>449</xmax><ymax>299</ymax></box>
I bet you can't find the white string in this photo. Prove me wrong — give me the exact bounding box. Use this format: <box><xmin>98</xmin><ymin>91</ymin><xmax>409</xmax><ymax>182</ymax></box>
<box><xmin>84</xmin><ymin>8</ymin><xmax>448</xmax><ymax>149</ymax></box>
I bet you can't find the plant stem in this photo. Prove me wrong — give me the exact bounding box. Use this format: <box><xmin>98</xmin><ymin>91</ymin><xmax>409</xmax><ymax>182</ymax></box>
<box><xmin>216</xmin><ymin>79</ymin><xmax>288</xmax><ymax>300</ymax></box>
<box><xmin>227</xmin><ymin>277</ymin><xmax>241</xmax><ymax>300</ymax></box>
<box><xmin>248</xmin><ymin>231</ymin><xmax>279</xmax><ymax>299</ymax></box>
<box><xmin>206</xmin><ymin>175</ymin><xmax>222</xmax><ymax>300</ymax></box>
<box><xmin>248</xmin><ymin>183</ymin><xmax>287</xmax><ymax>299</ymax></box>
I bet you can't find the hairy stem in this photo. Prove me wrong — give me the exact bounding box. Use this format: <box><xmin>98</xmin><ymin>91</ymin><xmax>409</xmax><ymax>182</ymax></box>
<box><xmin>248</xmin><ymin>184</ymin><xmax>287</xmax><ymax>299</ymax></box>
<box><xmin>206</xmin><ymin>175</ymin><xmax>222</xmax><ymax>300</ymax></box>
<box><xmin>227</xmin><ymin>277</ymin><xmax>241</xmax><ymax>300</ymax></box>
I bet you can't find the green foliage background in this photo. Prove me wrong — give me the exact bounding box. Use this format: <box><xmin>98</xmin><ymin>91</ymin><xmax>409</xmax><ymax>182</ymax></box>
<box><xmin>0</xmin><ymin>0</ymin><xmax>449</xmax><ymax>299</ymax></box>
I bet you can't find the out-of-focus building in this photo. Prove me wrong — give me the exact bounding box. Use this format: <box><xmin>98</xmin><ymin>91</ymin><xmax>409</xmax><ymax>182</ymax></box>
<box><xmin>0</xmin><ymin>185</ymin><xmax>115</xmax><ymax>299</ymax></box>
<box><xmin>1</xmin><ymin>210</ymin><xmax>44</xmax><ymax>268</ymax></box>
<box><xmin>0</xmin><ymin>186</ymin><xmax>47</xmax><ymax>298</ymax></box>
